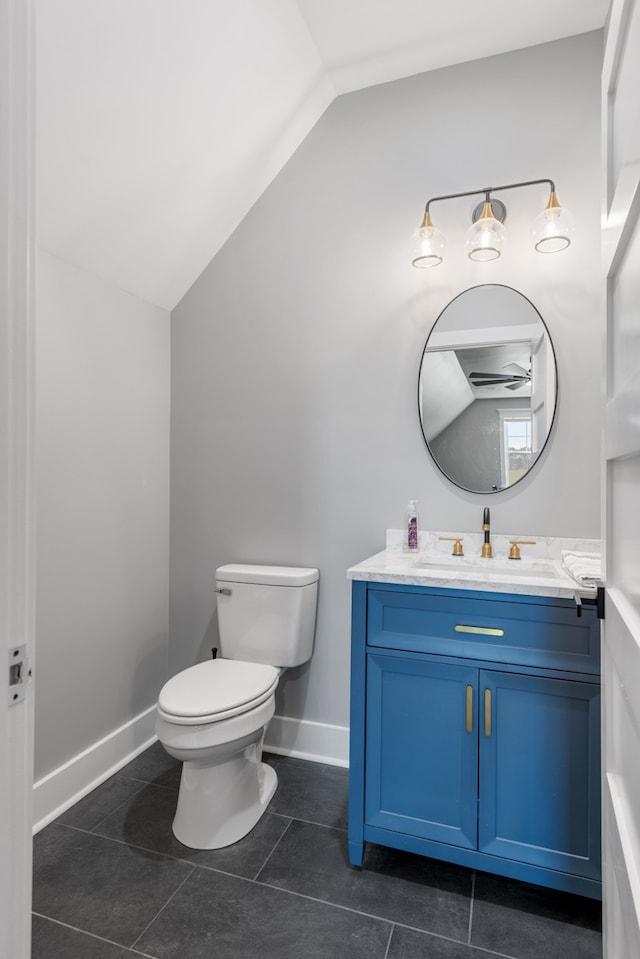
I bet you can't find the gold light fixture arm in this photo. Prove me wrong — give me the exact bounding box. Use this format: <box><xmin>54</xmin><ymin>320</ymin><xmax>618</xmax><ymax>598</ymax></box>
<box><xmin>545</xmin><ymin>190</ymin><xmax>561</xmax><ymax>211</ymax></box>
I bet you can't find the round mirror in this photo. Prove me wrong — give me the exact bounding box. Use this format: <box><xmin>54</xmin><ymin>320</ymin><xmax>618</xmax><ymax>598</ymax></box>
<box><xmin>418</xmin><ymin>284</ymin><xmax>557</xmax><ymax>494</ymax></box>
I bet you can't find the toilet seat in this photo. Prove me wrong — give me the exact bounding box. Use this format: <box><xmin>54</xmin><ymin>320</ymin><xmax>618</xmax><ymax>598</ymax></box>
<box><xmin>158</xmin><ymin>659</ymin><xmax>279</xmax><ymax>726</ymax></box>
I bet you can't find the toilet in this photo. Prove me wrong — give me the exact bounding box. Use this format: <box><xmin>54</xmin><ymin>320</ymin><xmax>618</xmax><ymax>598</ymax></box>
<box><xmin>156</xmin><ymin>563</ymin><xmax>319</xmax><ymax>850</ymax></box>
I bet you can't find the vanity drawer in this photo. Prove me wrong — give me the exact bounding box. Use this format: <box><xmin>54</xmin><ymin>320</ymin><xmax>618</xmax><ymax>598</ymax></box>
<box><xmin>366</xmin><ymin>586</ymin><xmax>600</xmax><ymax>673</ymax></box>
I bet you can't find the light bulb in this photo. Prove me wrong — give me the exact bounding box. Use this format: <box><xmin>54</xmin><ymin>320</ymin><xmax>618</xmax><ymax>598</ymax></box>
<box><xmin>410</xmin><ymin>211</ymin><xmax>445</xmax><ymax>268</ymax></box>
<box><xmin>465</xmin><ymin>200</ymin><xmax>506</xmax><ymax>261</ymax></box>
<box><xmin>533</xmin><ymin>192</ymin><xmax>574</xmax><ymax>253</ymax></box>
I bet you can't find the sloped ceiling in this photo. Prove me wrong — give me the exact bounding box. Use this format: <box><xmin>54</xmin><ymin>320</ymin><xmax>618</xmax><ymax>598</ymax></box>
<box><xmin>36</xmin><ymin>0</ymin><xmax>609</xmax><ymax>311</ymax></box>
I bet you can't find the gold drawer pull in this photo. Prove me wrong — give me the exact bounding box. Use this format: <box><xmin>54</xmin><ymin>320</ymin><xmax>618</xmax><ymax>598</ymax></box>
<box><xmin>466</xmin><ymin>685</ymin><xmax>473</xmax><ymax>733</ymax></box>
<box><xmin>454</xmin><ymin>625</ymin><xmax>504</xmax><ymax>637</ymax></box>
<box><xmin>484</xmin><ymin>689</ymin><xmax>492</xmax><ymax>737</ymax></box>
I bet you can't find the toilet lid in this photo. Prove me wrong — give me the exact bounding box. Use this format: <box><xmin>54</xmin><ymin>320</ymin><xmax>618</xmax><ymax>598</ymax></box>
<box><xmin>158</xmin><ymin>659</ymin><xmax>278</xmax><ymax>723</ymax></box>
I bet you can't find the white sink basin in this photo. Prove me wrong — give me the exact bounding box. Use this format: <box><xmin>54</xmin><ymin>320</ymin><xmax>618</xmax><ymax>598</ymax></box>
<box><xmin>413</xmin><ymin>557</ymin><xmax>563</xmax><ymax>580</ymax></box>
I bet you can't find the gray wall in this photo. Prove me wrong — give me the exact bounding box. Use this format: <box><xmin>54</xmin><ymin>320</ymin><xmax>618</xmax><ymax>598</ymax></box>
<box><xmin>170</xmin><ymin>33</ymin><xmax>603</xmax><ymax>737</ymax></box>
<box><xmin>430</xmin><ymin>397</ymin><xmax>530</xmax><ymax>492</ymax></box>
<box><xmin>36</xmin><ymin>252</ymin><xmax>170</xmax><ymax>780</ymax></box>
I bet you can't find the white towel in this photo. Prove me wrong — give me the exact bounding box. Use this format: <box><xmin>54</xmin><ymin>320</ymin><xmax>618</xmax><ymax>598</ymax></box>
<box><xmin>561</xmin><ymin>550</ymin><xmax>602</xmax><ymax>586</ymax></box>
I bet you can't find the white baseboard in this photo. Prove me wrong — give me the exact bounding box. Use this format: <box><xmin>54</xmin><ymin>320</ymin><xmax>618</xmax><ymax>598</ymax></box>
<box><xmin>264</xmin><ymin>714</ymin><xmax>349</xmax><ymax>767</ymax></box>
<box><xmin>33</xmin><ymin>705</ymin><xmax>158</xmax><ymax>833</ymax></box>
<box><xmin>33</xmin><ymin>709</ymin><xmax>347</xmax><ymax>832</ymax></box>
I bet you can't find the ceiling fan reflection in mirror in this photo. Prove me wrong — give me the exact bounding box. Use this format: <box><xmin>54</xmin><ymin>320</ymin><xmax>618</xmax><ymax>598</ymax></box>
<box><xmin>468</xmin><ymin>363</ymin><xmax>531</xmax><ymax>391</ymax></box>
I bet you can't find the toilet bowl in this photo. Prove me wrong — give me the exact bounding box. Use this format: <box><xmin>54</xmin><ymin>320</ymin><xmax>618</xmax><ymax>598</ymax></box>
<box><xmin>157</xmin><ymin>658</ymin><xmax>280</xmax><ymax>849</ymax></box>
<box><xmin>156</xmin><ymin>563</ymin><xmax>319</xmax><ymax>850</ymax></box>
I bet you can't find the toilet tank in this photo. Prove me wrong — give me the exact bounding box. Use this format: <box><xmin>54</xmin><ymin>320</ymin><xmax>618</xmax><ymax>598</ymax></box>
<box><xmin>215</xmin><ymin>564</ymin><xmax>319</xmax><ymax>667</ymax></box>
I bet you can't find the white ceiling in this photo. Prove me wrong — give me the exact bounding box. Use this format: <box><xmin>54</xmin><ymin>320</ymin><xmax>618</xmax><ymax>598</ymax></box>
<box><xmin>36</xmin><ymin>0</ymin><xmax>609</xmax><ymax>311</ymax></box>
<box><xmin>297</xmin><ymin>0</ymin><xmax>608</xmax><ymax>95</ymax></box>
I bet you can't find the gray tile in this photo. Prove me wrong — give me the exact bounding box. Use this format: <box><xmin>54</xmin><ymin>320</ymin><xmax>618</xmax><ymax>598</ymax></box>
<box><xmin>33</xmin><ymin>823</ymin><xmax>193</xmax><ymax>947</ymax></box>
<box><xmin>33</xmin><ymin>752</ymin><xmax>601</xmax><ymax>959</ymax></box>
<box><xmin>268</xmin><ymin>757</ymin><xmax>348</xmax><ymax>828</ymax></box>
<box><xmin>257</xmin><ymin>820</ymin><xmax>472</xmax><ymax>940</ymax></box>
<box><xmin>94</xmin><ymin>781</ymin><xmax>291</xmax><ymax>878</ymax></box>
<box><xmin>32</xmin><ymin>915</ymin><xmax>136</xmax><ymax>959</ymax></box>
<box><xmin>57</xmin><ymin>774</ymin><xmax>145</xmax><ymax>831</ymax></box>
<box><xmin>135</xmin><ymin>866</ymin><xmax>391</xmax><ymax>959</ymax></box>
<box><xmin>261</xmin><ymin>751</ymin><xmax>281</xmax><ymax>767</ymax></box>
<box><xmin>118</xmin><ymin>741</ymin><xmax>182</xmax><ymax>789</ymax></box>
<box><xmin>387</xmin><ymin>926</ymin><xmax>485</xmax><ymax>959</ymax></box>
<box><xmin>471</xmin><ymin>873</ymin><xmax>602</xmax><ymax>959</ymax></box>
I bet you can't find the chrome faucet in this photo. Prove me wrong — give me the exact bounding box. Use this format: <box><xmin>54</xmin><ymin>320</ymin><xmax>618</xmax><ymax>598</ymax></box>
<box><xmin>481</xmin><ymin>507</ymin><xmax>492</xmax><ymax>558</ymax></box>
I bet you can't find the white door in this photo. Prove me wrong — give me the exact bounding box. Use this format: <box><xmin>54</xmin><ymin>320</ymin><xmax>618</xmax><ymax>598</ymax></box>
<box><xmin>601</xmin><ymin>0</ymin><xmax>640</xmax><ymax>955</ymax></box>
<box><xmin>0</xmin><ymin>0</ymin><xmax>36</xmax><ymax>957</ymax></box>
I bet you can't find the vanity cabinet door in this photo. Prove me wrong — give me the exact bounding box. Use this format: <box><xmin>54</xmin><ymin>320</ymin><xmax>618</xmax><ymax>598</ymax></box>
<box><xmin>478</xmin><ymin>670</ymin><xmax>601</xmax><ymax>880</ymax></box>
<box><xmin>365</xmin><ymin>652</ymin><xmax>478</xmax><ymax>849</ymax></box>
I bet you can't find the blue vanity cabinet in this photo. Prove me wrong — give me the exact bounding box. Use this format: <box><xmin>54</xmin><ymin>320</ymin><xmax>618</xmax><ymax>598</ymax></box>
<box><xmin>478</xmin><ymin>670</ymin><xmax>601</xmax><ymax>881</ymax></box>
<box><xmin>348</xmin><ymin>580</ymin><xmax>602</xmax><ymax>899</ymax></box>
<box><xmin>365</xmin><ymin>652</ymin><xmax>479</xmax><ymax>850</ymax></box>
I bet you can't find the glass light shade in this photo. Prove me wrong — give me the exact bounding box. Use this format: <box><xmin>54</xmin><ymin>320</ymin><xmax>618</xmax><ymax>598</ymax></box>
<box><xmin>465</xmin><ymin>201</ymin><xmax>506</xmax><ymax>261</ymax></box>
<box><xmin>533</xmin><ymin>192</ymin><xmax>574</xmax><ymax>253</ymax></box>
<box><xmin>410</xmin><ymin>211</ymin><xmax>445</xmax><ymax>268</ymax></box>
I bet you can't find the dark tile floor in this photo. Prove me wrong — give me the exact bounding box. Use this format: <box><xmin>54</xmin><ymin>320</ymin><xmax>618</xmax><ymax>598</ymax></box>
<box><xmin>32</xmin><ymin>743</ymin><xmax>602</xmax><ymax>959</ymax></box>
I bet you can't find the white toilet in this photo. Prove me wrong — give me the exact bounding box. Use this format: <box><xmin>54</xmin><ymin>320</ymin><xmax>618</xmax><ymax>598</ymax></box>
<box><xmin>156</xmin><ymin>563</ymin><xmax>319</xmax><ymax>850</ymax></box>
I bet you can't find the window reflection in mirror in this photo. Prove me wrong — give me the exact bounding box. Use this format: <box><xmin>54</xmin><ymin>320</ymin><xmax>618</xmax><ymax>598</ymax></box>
<box><xmin>418</xmin><ymin>284</ymin><xmax>557</xmax><ymax>494</ymax></box>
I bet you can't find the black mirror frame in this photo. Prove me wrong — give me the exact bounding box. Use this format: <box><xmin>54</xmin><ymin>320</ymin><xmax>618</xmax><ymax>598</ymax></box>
<box><xmin>417</xmin><ymin>283</ymin><xmax>558</xmax><ymax>495</ymax></box>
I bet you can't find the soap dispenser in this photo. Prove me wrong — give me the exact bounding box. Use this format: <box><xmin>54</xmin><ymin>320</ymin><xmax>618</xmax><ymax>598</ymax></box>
<box><xmin>406</xmin><ymin>500</ymin><xmax>419</xmax><ymax>552</ymax></box>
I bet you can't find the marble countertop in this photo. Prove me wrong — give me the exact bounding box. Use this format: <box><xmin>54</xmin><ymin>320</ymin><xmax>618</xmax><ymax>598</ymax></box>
<box><xmin>347</xmin><ymin>531</ymin><xmax>602</xmax><ymax>601</ymax></box>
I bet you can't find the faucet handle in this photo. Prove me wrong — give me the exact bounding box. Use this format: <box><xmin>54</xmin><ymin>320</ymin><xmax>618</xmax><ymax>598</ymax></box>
<box><xmin>508</xmin><ymin>540</ymin><xmax>537</xmax><ymax>560</ymax></box>
<box><xmin>439</xmin><ymin>536</ymin><xmax>464</xmax><ymax>556</ymax></box>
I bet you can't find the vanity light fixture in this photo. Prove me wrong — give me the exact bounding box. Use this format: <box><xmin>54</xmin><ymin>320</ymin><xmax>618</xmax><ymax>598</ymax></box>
<box><xmin>410</xmin><ymin>178</ymin><xmax>574</xmax><ymax>268</ymax></box>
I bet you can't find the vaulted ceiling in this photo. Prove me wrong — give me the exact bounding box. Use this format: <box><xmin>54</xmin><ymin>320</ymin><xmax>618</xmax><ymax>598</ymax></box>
<box><xmin>36</xmin><ymin>0</ymin><xmax>609</xmax><ymax>311</ymax></box>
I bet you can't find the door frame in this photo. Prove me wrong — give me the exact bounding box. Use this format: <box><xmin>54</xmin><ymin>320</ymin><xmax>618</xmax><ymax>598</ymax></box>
<box><xmin>0</xmin><ymin>0</ymin><xmax>36</xmax><ymax>956</ymax></box>
<box><xmin>601</xmin><ymin>0</ymin><xmax>640</xmax><ymax>955</ymax></box>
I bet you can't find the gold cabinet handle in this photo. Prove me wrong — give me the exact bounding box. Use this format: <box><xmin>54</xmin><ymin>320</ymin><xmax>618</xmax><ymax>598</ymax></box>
<box><xmin>466</xmin><ymin>685</ymin><xmax>473</xmax><ymax>733</ymax></box>
<box><xmin>454</xmin><ymin>625</ymin><xmax>504</xmax><ymax>637</ymax></box>
<box><xmin>484</xmin><ymin>688</ymin><xmax>492</xmax><ymax>737</ymax></box>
